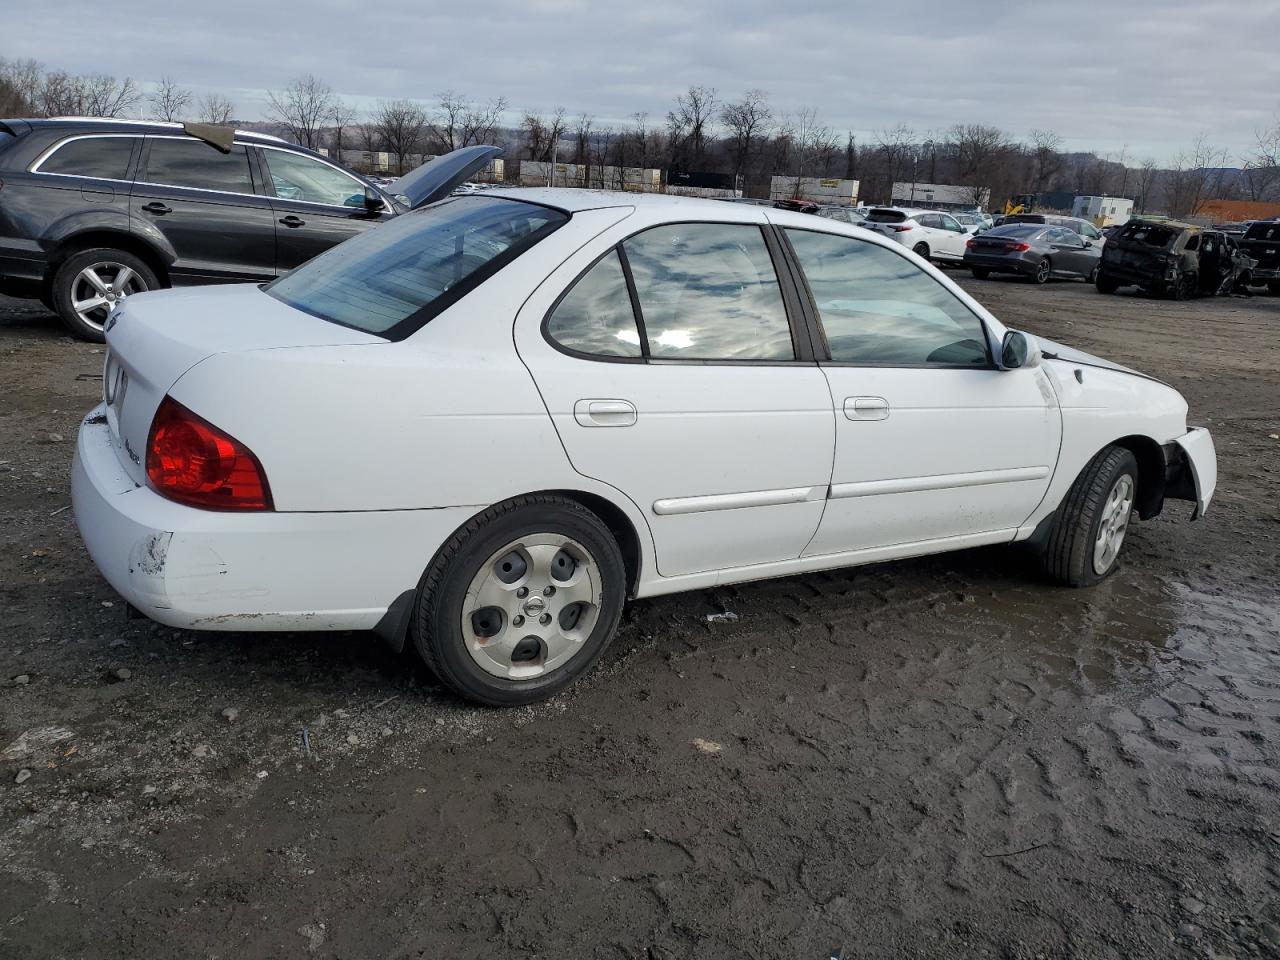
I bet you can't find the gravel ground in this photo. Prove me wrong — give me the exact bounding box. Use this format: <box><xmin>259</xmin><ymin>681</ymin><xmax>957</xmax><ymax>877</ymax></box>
<box><xmin>1</xmin><ymin>278</ymin><xmax>1278</xmax><ymax>959</ymax></box>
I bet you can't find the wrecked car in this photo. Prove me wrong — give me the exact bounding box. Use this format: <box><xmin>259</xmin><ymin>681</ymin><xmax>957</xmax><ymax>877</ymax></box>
<box><xmin>72</xmin><ymin>189</ymin><xmax>1216</xmax><ymax>706</ymax></box>
<box><xmin>1239</xmin><ymin>219</ymin><xmax>1280</xmax><ymax>294</ymax></box>
<box><xmin>1096</xmin><ymin>219</ymin><xmax>1254</xmax><ymax>299</ymax></box>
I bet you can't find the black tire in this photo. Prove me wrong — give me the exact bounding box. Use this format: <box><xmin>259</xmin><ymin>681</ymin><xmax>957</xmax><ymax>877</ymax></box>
<box><xmin>1095</xmin><ymin>272</ymin><xmax>1119</xmax><ymax>294</ymax></box>
<box><xmin>970</xmin><ymin>267</ymin><xmax>991</xmax><ymax>279</ymax></box>
<box><xmin>912</xmin><ymin>242</ymin><xmax>930</xmax><ymax>259</ymax></box>
<box><xmin>1171</xmin><ymin>271</ymin><xmax>1197</xmax><ymax>301</ymax></box>
<box><xmin>412</xmin><ymin>495</ymin><xmax>627</xmax><ymax>706</ymax></box>
<box><xmin>1032</xmin><ymin>257</ymin><xmax>1052</xmax><ymax>285</ymax></box>
<box><xmin>1086</xmin><ymin>265</ymin><xmax>1100</xmax><ymax>284</ymax></box>
<box><xmin>1268</xmin><ymin>281</ymin><xmax>1280</xmax><ymax>296</ymax></box>
<box><xmin>51</xmin><ymin>248</ymin><xmax>158</xmax><ymax>342</ymax></box>
<box><xmin>1039</xmin><ymin>446</ymin><xmax>1139</xmax><ymax>587</ymax></box>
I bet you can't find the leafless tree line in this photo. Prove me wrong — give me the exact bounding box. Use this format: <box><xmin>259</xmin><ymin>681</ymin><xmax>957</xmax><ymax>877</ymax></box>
<box><xmin>4</xmin><ymin>60</ymin><xmax>1278</xmax><ymax>214</ymax></box>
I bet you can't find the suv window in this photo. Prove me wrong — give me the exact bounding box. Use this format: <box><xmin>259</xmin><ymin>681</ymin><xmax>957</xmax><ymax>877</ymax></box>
<box><xmin>1244</xmin><ymin>222</ymin><xmax>1280</xmax><ymax>242</ymax></box>
<box><xmin>546</xmin><ymin>249</ymin><xmax>643</xmax><ymax>358</ymax></box>
<box><xmin>918</xmin><ymin>214</ymin><xmax>941</xmax><ymax>229</ymax></box>
<box><xmin>785</xmin><ymin>228</ymin><xmax>989</xmax><ymax>366</ymax></box>
<box><xmin>144</xmin><ymin>138</ymin><xmax>254</xmax><ymax>194</ymax></box>
<box><xmin>262</xmin><ymin>149</ymin><xmax>368</xmax><ymax>207</ymax></box>
<box><xmin>38</xmin><ymin>136</ymin><xmax>135</xmax><ymax>179</ymax></box>
<box><xmin>266</xmin><ymin>196</ymin><xmax>566</xmax><ymax>339</ymax></box>
<box><xmin>622</xmin><ymin>223</ymin><xmax>793</xmax><ymax>361</ymax></box>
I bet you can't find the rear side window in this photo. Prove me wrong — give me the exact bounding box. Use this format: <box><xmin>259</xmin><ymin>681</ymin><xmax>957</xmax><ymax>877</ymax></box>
<box><xmin>623</xmin><ymin>223</ymin><xmax>793</xmax><ymax>361</ymax></box>
<box><xmin>546</xmin><ymin>250</ymin><xmax>642</xmax><ymax>358</ymax></box>
<box><xmin>144</xmin><ymin>139</ymin><xmax>254</xmax><ymax>194</ymax></box>
<box><xmin>867</xmin><ymin>209</ymin><xmax>907</xmax><ymax>223</ymax></box>
<box><xmin>786</xmin><ymin>228</ymin><xmax>989</xmax><ymax>366</ymax></box>
<box><xmin>267</xmin><ymin>196</ymin><xmax>567</xmax><ymax>339</ymax></box>
<box><xmin>1245</xmin><ymin>222</ymin><xmax>1280</xmax><ymax>242</ymax></box>
<box><xmin>38</xmin><ymin>137</ymin><xmax>135</xmax><ymax>179</ymax></box>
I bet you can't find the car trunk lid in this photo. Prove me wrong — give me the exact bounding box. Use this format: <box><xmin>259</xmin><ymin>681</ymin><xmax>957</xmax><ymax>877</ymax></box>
<box><xmin>386</xmin><ymin>145</ymin><xmax>503</xmax><ymax>210</ymax></box>
<box><xmin>101</xmin><ymin>284</ymin><xmax>382</xmax><ymax>486</ymax></box>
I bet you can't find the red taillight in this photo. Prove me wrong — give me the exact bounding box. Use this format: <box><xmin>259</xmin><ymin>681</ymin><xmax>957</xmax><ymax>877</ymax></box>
<box><xmin>965</xmin><ymin>238</ymin><xmax>977</xmax><ymax>249</ymax></box>
<box><xmin>890</xmin><ymin>224</ymin><xmax>913</xmax><ymax>232</ymax></box>
<box><xmin>145</xmin><ymin>397</ymin><xmax>272</xmax><ymax>511</ymax></box>
<box><xmin>1006</xmin><ymin>242</ymin><xmax>1032</xmax><ymax>252</ymax></box>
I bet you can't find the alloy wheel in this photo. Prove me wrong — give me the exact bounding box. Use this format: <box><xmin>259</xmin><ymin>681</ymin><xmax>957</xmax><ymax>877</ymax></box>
<box><xmin>461</xmin><ymin>533</ymin><xmax>603</xmax><ymax>680</ymax></box>
<box><xmin>70</xmin><ymin>262</ymin><xmax>148</xmax><ymax>332</ymax></box>
<box><xmin>1092</xmin><ymin>474</ymin><xmax>1134</xmax><ymax>575</ymax></box>
<box><xmin>1035</xmin><ymin>259</ymin><xmax>1051</xmax><ymax>284</ymax></box>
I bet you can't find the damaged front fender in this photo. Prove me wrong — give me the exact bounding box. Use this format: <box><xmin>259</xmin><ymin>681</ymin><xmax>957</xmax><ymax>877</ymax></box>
<box><xmin>1166</xmin><ymin>427</ymin><xmax>1217</xmax><ymax>519</ymax></box>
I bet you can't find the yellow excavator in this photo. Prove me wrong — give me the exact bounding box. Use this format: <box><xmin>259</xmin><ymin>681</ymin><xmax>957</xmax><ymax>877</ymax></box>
<box><xmin>1004</xmin><ymin>194</ymin><xmax>1036</xmax><ymax>216</ymax></box>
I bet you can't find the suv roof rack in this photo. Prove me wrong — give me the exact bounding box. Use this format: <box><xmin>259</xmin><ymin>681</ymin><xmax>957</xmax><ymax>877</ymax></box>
<box><xmin>47</xmin><ymin>116</ymin><xmax>287</xmax><ymax>144</ymax></box>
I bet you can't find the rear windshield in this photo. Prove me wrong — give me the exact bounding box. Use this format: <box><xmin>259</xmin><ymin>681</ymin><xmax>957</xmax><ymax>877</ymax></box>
<box><xmin>1005</xmin><ymin>214</ymin><xmax>1046</xmax><ymax>224</ymax></box>
<box><xmin>1244</xmin><ymin>221</ymin><xmax>1280</xmax><ymax>242</ymax></box>
<box><xmin>1118</xmin><ymin>222</ymin><xmax>1177</xmax><ymax>248</ymax></box>
<box><xmin>866</xmin><ymin>209</ymin><xmax>907</xmax><ymax>223</ymax></box>
<box><xmin>986</xmin><ymin>224</ymin><xmax>1043</xmax><ymax>238</ymax></box>
<box><xmin>266</xmin><ymin>196</ymin><xmax>567</xmax><ymax>339</ymax></box>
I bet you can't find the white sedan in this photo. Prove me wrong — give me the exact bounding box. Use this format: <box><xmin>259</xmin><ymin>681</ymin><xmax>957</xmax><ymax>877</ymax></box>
<box><xmin>72</xmin><ymin>173</ymin><xmax>1217</xmax><ymax>706</ymax></box>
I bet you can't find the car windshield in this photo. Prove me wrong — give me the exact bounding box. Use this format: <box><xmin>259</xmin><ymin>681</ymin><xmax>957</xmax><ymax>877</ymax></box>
<box><xmin>265</xmin><ymin>196</ymin><xmax>567</xmax><ymax>339</ymax></box>
<box><xmin>1118</xmin><ymin>223</ymin><xmax>1177</xmax><ymax>248</ymax></box>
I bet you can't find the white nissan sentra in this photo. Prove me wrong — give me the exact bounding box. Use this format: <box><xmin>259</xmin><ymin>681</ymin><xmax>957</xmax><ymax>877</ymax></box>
<box><xmin>72</xmin><ymin>151</ymin><xmax>1216</xmax><ymax>706</ymax></box>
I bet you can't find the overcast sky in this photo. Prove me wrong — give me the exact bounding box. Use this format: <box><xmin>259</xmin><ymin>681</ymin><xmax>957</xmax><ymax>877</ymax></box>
<box><xmin>8</xmin><ymin>0</ymin><xmax>1278</xmax><ymax>164</ymax></box>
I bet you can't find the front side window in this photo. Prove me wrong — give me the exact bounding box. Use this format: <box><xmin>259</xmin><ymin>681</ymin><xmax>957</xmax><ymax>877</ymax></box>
<box><xmin>144</xmin><ymin>139</ymin><xmax>254</xmax><ymax>194</ymax></box>
<box><xmin>939</xmin><ymin>214</ymin><xmax>962</xmax><ymax>232</ymax></box>
<box><xmin>263</xmin><ymin>149</ymin><xmax>367</xmax><ymax>207</ymax></box>
<box><xmin>546</xmin><ymin>249</ymin><xmax>642</xmax><ymax>358</ymax></box>
<box><xmin>38</xmin><ymin>136</ymin><xmax>135</xmax><ymax>179</ymax></box>
<box><xmin>786</xmin><ymin>228</ymin><xmax>990</xmax><ymax>366</ymax></box>
<box><xmin>267</xmin><ymin>196</ymin><xmax>566</xmax><ymax>338</ymax></box>
<box><xmin>622</xmin><ymin>223</ymin><xmax>793</xmax><ymax>360</ymax></box>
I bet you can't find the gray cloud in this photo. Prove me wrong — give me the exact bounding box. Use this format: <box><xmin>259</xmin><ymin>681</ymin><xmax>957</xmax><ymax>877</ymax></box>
<box><xmin>9</xmin><ymin>0</ymin><xmax>1277</xmax><ymax>162</ymax></box>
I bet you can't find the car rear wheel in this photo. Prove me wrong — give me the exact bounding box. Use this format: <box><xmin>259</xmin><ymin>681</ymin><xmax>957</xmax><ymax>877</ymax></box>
<box><xmin>52</xmin><ymin>249</ymin><xmax>157</xmax><ymax>342</ymax></box>
<box><xmin>412</xmin><ymin>495</ymin><xmax>626</xmax><ymax>706</ymax></box>
<box><xmin>970</xmin><ymin>267</ymin><xmax>991</xmax><ymax>279</ymax></box>
<box><xmin>1038</xmin><ymin>446</ymin><xmax>1139</xmax><ymax>587</ymax></box>
<box><xmin>1268</xmin><ymin>281</ymin><xmax>1280</xmax><ymax>296</ymax></box>
<box><xmin>1033</xmin><ymin>257</ymin><xmax>1052</xmax><ymax>284</ymax></box>
<box><xmin>1095</xmin><ymin>272</ymin><xmax>1119</xmax><ymax>294</ymax></box>
<box><xmin>912</xmin><ymin>242</ymin><xmax>930</xmax><ymax>259</ymax></box>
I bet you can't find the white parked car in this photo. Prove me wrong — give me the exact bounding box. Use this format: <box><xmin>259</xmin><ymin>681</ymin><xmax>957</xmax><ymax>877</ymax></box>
<box><xmin>862</xmin><ymin>207</ymin><xmax>972</xmax><ymax>262</ymax></box>
<box><xmin>72</xmin><ymin>171</ymin><xmax>1217</xmax><ymax>706</ymax></box>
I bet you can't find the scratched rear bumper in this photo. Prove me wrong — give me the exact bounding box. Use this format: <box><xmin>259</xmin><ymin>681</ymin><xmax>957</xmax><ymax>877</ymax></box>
<box><xmin>72</xmin><ymin>404</ymin><xmax>480</xmax><ymax>631</ymax></box>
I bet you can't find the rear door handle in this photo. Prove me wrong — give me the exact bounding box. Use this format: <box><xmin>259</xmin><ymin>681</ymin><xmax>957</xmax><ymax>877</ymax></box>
<box><xmin>279</xmin><ymin>215</ymin><xmax>306</xmax><ymax>228</ymax></box>
<box><xmin>141</xmin><ymin>202</ymin><xmax>171</xmax><ymax>215</ymax></box>
<box><xmin>574</xmin><ymin>399</ymin><xmax>637</xmax><ymax>427</ymax></box>
<box><xmin>844</xmin><ymin>396</ymin><xmax>890</xmax><ymax>421</ymax></box>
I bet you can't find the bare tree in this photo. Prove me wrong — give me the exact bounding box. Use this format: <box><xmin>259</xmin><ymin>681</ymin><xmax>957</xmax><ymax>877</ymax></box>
<box><xmin>1028</xmin><ymin>128</ymin><xmax>1063</xmax><ymax>193</ymax></box>
<box><xmin>329</xmin><ymin>99</ymin><xmax>358</xmax><ymax>161</ymax></box>
<box><xmin>197</xmin><ymin>92</ymin><xmax>235</xmax><ymax>124</ymax></box>
<box><xmin>947</xmin><ymin>123</ymin><xmax>1013</xmax><ymax>206</ymax></box>
<box><xmin>266</xmin><ymin>74</ymin><xmax>334</xmax><ymax>149</ymax></box>
<box><xmin>1135</xmin><ymin>159</ymin><xmax>1160</xmax><ymax>213</ymax></box>
<box><xmin>573</xmin><ymin>113</ymin><xmax>593</xmax><ymax>164</ymax></box>
<box><xmin>1240</xmin><ymin>118</ymin><xmax>1280</xmax><ymax>202</ymax></box>
<box><xmin>149</xmin><ymin>75</ymin><xmax>191</xmax><ymax>122</ymax></box>
<box><xmin>375</xmin><ymin>99</ymin><xmax>428</xmax><ymax>175</ymax></box>
<box><xmin>427</xmin><ymin>91</ymin><xmax>508</xmax><ymax>153</ymax></box>
<box><xmin>0</xmin><ymin>57</ymin><xmax>41</xmax><ymax>115</ymax></box>
<box><xmin>666</xmin><ymin>85</ymin><xmax>717</xmax><ymax>169</ymax></box>
<box><xmin>719</xmin><ymin>89</ymin><xmax>772</xmax><ymax>183</ymax></box>
<box><xmin>872</xmin><ymin>124</ymin><xmax>916</xmax><ymax>203</ymax></box>
<box><xmin>1164</xmin><ymin>135</ymin><xmax>1229</xmax><ymax>217</ymax></box>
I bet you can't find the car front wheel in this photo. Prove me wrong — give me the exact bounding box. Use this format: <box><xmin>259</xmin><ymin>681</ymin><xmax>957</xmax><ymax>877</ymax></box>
<box><xmin>1038</xmin><ymin>446</ymin><xmax>1139</xmax><ymax>587</ymax></box>
<box><xmin>413</xmin><ymin>495</ymin><xmax>627</xmax><ymax>706</ymax></box>
<box><xmin>970</xmin><ymin>267</ymin><xmax>991</xmax><ymax>279</ymax></box>
<box><xmin>1033</xmin><ymin>257</ymin><xmax>1052</xmax><ymax>284</ymax></box>
<box><xmin>52</xmin><ymin>248</ymin><xmax>157</xmax><ymax>342</ymax></box>
<box><xmin>1095</xmin><ymin>272</ymin><xmax>1119</xmax><ymax>294</ymax></box>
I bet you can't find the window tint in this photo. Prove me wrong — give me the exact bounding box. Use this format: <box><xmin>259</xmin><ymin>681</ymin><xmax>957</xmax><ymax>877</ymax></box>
<box><xmin>622</xmin><ymin>223</ymin><xmax>793</xmax><ymax>360</ymax></box>
<box><xmin>144</xmin><ymin>139</ymin><xmax>254</xmax><ymax>193</ymax></box>
<box><xmin>266</xmin><ymin>196</ymin><xmax>566</xmax><ymax>338</ymax></box>
<box><xmin>546</xmin><ymin>249</ymin><xmax>642</xmax><ymax>358</ymax></box>
<box><xmin>40</xmin><ymin>137</ymin><xmax>134</xmax><ymax>179</ymax></box>
<box><xmin>786</xmin><ymin>228</ymin><xmax>989</xmax><ymax>366</ymax></box>
<box><xmin>263</xmin><ymin>149</ymin><xmax>368</xmax><ymax>207</ymax></box>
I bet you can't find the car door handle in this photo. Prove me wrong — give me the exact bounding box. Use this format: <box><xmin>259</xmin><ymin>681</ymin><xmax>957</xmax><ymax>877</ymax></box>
<box><xmin>141</xmin><ymin>202</ymin><xmax>171</xmax><ymax>215</ymax></box>
<box><xmin>574</xmin><ymin>399</ymin><xmax>637</xmax><ymax>427</ymax></box>
<box><xmin>844</xmin><ymin>396</ymin><xmax>890</xmax><ymax>421</ymax></box>
<box><xmin>279</xmin><ymin>215</ymin><xmax>306</xmax><ymax>228</ymax></box>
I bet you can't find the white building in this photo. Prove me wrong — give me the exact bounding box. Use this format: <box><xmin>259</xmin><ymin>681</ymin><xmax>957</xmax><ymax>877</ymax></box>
<box><xmin>1072</xmin><ymin>196</ymin><xmax>1133</xmax><ymax>226</ymax></box>
<box><xmin>770</xmin><ymin>176</ymin><xmax>859</xmax><ymax>205</ymax></box>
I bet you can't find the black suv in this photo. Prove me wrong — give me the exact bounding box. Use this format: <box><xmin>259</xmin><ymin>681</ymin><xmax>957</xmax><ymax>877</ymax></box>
<box><xmin>1096</xmin><ymin>219</ymin><xmax>1254</xmax><ymax>300</ymax></box>
<box><xmin>0</xmin><ymin>118</ymin><xmax>499</xmax><ymax>339</ymax></box>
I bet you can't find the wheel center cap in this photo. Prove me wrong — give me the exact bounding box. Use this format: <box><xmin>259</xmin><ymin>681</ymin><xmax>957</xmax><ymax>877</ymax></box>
<box><xmin>522</xmin><ymin>595</ymin><xmax>547</xmax><ymax>618</ymax></box>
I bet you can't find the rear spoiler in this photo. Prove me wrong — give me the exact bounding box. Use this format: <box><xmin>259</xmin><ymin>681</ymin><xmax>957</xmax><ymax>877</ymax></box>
<box><xmin>0</xmin><ymin>118</ymin><xmax>33</xmax><ymax>138</ymax></box>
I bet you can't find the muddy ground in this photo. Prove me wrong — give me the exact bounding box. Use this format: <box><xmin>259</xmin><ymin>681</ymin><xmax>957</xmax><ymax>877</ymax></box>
<box><xmin>1</xmin><ymin>277</ymin><xmax>1278</xmax><ymax>960</ymax></box>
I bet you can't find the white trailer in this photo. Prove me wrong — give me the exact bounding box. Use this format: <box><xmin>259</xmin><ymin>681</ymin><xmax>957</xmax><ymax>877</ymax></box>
<box><xmin>770</xmin><ymin>176</ymin><xmax>859</xmax><ymax>205</ymax></box>
<box><xmin>1073</xmin><ymin>196</ymin><xmax>1133</xmax><ymax>226</ymax></box>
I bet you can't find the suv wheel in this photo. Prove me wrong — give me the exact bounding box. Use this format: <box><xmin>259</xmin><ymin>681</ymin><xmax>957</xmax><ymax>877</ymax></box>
<box><xmin>1171</xmin><ymin>271</ymin><xmax>1197</xmax><ymax>301</ymax></box>
<box><xmin>52</xmin><ymin>249</ymin><xmax>157</xmax><ymax>342</ymax></box>
<box><xmin>970</xmin><ymin>267</ymin><xmax>991</xmax><ymax>279</ymax></box>
<box><xmin>912</xmin><ymin>242</ymin><xmax>930</xmax><ymax>259</ymax></box>
<box><xmin>1268</xmin><ymin>281</ymin><xmax>1280</xmax><ymax>296</ymax></box>
<box><xmin>1095</xmin><ymin>272</ymin><xmax>1119</xmax><ymax>294</ymax></box>
<box><xmin>413</xmin><ymin>495</ymin><xmax>627</xmax><ymax>706</ymax></box>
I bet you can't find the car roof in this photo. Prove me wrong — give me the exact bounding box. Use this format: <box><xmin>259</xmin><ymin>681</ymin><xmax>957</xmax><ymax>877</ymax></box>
<box><xmin>484</xmin><ymin>187</ymin><xmax>775</xmax><ymax>217</ymax></box>
<box><xmin>16</xmin><ymin>116</ymin><xmax>289</xmax><ymax>146</ymax></box>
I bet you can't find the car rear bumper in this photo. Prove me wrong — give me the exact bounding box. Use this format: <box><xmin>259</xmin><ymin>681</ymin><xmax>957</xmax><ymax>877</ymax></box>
<box><xmin>1100</xmin><ymin>262</ymin><xmax>1167</xmax><ymax>287</ymax></box>
<box><xmin>72</xmin><ymin>404</ymin><xmax>481</xmax><ymax>632</ymax></box>
<box><xmin>964</xmin><ymin>253</ymin><xmax>1035</xmax><ymax>275</ymax></box>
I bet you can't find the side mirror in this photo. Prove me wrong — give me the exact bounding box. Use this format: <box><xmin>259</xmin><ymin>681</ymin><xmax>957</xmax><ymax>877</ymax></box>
<box><xmin>363</xmin><ymin>189</ymin><xmax>385</xmax><ymax>214</ymax></box>
<box><xmin>999</xmin><ymin>330</ymin><xmax>1042</xmax><ymax>370</ymax></box>
<box><xmin>1083</xmin><ymin>240</ymin><xmax>1093</xmax><ymax>248</ymax></box>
